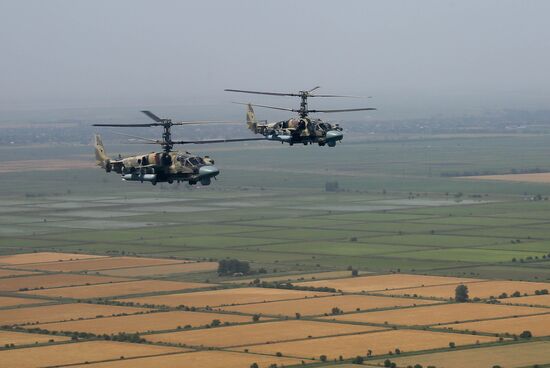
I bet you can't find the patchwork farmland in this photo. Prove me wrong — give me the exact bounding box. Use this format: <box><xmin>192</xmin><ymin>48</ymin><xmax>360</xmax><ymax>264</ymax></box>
<box><xmin>1</xmin><ymin>160</ymin><xmax>550</xmax><ymax>367</ymax></box>
<box><xmin>0</xmin><ymin>250</ymin><xmax>548</xmax><ymax>367</ymax></box>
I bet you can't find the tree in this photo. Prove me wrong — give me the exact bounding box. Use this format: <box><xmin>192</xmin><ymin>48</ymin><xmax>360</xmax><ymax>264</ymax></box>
<box><xmin>320</xmin><ymin>355</ymin><xmax>327</xmax><ymax>362</ymax></box>
<box><xmin>519</xmin><ymin>330</ymin><xmax>532</xmax><ymax>339</ymax></box>
<box><xmin>455</xmin><ymin>284</ymin><xmax>469</xmax><ymax>302</ymax></box>
<box><xmin>217</xmin><ymin>259</ymin><xmax>250</xmax><ymax>276</ymax></box>
<box><xmin>351</xmin><ymin>269</ymin><xmax>359</xmax><ymax>277</ymax></box>
<box><xmin>351</xmin><ymin>356</ymin><xmax>364</xmax><ymax>364</ymax></box>
<box><xmin>325</xmin><ymin>181</ymin><xmax>339</xmax><ymax>192</ymax></box>
<box><xmin>250</xmin><ymin>364</ymin><xmax>259</xmax><ymax>368</ymax></box>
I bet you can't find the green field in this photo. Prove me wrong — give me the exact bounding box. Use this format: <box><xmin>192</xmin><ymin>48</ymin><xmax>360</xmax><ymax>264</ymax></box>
<box><xmin>0</xmin><ymin>133</ymin><xmax>549</xmax><ymax>281</ymax></box>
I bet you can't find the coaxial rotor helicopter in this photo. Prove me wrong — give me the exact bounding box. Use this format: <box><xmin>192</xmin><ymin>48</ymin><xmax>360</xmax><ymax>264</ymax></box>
<box><xmin>225</xmin><ymin>86</ymin><xmax>376</xmax><ymax>147</ymax></box>
<box><xmin>93</xmin><ymin>110</ymin><xmax>263</xmax><ymax>186</ymax></box>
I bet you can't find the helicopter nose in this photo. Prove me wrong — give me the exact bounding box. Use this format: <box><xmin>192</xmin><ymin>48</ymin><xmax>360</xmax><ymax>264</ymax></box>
<box><xmin>199</xmin><ymin>165</ymin><xmax>220</xmax><ymax>177</ymax></box>
<box><xmin>326</xmin><ymin>130</ymin><xmax>343</xmax><ymax>141</ymax></box>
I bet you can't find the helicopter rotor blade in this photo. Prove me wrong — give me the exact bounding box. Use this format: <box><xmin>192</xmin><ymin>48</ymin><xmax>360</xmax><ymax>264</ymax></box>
<box><xmin>172</xmin><ymin>137</ymin><xmax>267</xmax><ymax>145</ymax></box>
<box><xmin>93</xmin><ymin>123</ymin><xmax>159</xmax><ymax>127</ymax></box>
<box><xmin>225</xmin><ymin>89</ymin><xmax>300</xmax><ymax>97</ymax></box>
<box><xmin>110</xmin><ymin>131</ymin><xmax>161</xmax><ymax>143</ymax></box>
<box><xmin>232</xmin><ymin>102</ymin><xmax>296</xmax><ymax>112</ymax></box>
<box><xmin>309</xmin><ymin>94</ymin><xmax>372</xmax><ymax>98</ymax></box>
<box><xmin>226</xmin><ymin>88</ymin><xmax>371</xmax><ymax>99</ymax></box>
<box><xmin>141</xmin><ymin>110</ymin><xmax>164</xmax><ymax>122</ymax></box>
<box><xmin>309</xmin><ymin>107</ymin><xmax>377</xmax><ymax>113</ymax></box>
<box><xmin>172</xmin><ymin>121</ymin><xmax>241</xmax><ymax>126</ymax></box>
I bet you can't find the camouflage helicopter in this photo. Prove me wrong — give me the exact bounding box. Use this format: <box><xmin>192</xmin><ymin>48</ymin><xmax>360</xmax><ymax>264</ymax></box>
<box><xmin>225</xmin><ymin>87</ymin><xmax>376</xmax><ymax>147</ymax></box>
<box><xmin>93</xmin><ymin>110</ymin><xmax>263</xmax><ymax>186</ymax></box>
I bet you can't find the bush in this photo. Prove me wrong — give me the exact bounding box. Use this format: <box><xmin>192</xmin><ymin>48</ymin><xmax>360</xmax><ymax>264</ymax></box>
<box><xmin>351</xmin><ymin>356</ymin><xmax>364</xmax><ymax>364</ymax></box>
<box><xmin>519</xmin><ymin>330</ymin><xmax>532</xmax><ymax>339</ymax></box>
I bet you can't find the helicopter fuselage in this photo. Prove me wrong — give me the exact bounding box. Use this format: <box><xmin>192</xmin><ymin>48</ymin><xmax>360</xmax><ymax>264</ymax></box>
<box><xmin>95</xmin><ymin>136</ymin><xmax>219</xmax><ymax>186</ymax></box>
<box><xmin>255</xmin><ymin>117</ymin><xmax>343</xmax><ymax>147</ymax></box>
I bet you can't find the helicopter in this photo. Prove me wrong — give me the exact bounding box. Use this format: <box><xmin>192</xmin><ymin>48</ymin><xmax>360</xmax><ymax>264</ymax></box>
<box><xmin>93</xmin><ymin>110</ymin><xmax>264</xmax><ymax>186</ymax></box>
<box><xmin>225</xmin><ymin>87</ymin><xmax>376</xmax><ymax>147</ymax></box>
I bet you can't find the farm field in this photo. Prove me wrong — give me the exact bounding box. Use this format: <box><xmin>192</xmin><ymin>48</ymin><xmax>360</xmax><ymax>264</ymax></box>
<box><xmin>0</xmin><ymin>303</ymin><xmax>147</xmax><ymax>325</ymax></box>
<box><xmin>121</xmin><ymin>287</ymin><xmax>333</xmax><ymax>308</ymax></box>
<box><xmin>295</xmin><ymin>274</ymin><xmax>480</xmax><ymax>293</ymax></box>
<box><xmin>0</xmin><ymin>296</ymin><xmax>47</xmax><ymax>308</ymax></box>
<box><xmin>0</xmin><ymin>268</ymin><xmax>36</xmax><ymax>277</ymax></box>
<box><xmin>2</xmin><ymin>133</ymin><xmax>550</xmax><ymax>367</ymax></box>
<box><xmin>223</xmin><ymin>270</ymin><xmax>370</xmax><ymax>284</ymax></box>
<box><xmin>0</xmin><ymin>273</ymin><xmax>130</xmax><ymax>292</ymax></box>
<box><xmin>98</xmin><ymin>261</ymin><xmax>218</xmax><ymax>277</ymax></box>
<box><xmin>145</xmin><ymin>320</ymin><xmax>383</xmax><ymax>347</ymax></box>
<box><xmin>21</xmin><ymin>279</ymin><xmax>211</xmax><ymax>299</ymax></box>
<box><xmin>441</xmin><ymin>313</ymin><xmax>550</xmax><ymax>336</ymax></box>
<box><xmin>464</xmin><ymin>172</ymin><xmax>550</xmax><ymax>183</ymax></box>
<box><xmin>232</xmin><ymin>329</ymin><xmax>497</xmax><ymax>360</ymax></box>
<box><xmin>29</xmin><ymin>310</ymin><xmax>265</xmax><ymax>335</ymax></box>
<box><xmin>13</xmin><ymin>256</ymin><xmax>183</xmax><ymax>272</ymax></box>
<box><xmin>503</xmin><ymin>294</ymin><xmax>550</xmax><ymax>307</ymax></box>
<box><xmin>0</xmin><ymin>252</ymin><xmax>104</xmax><ymax>265</ymax></box>
<box><xmin>67</xmin><ymin>350</ymin><xmax>310</xmax><ymax>368</ymax></box>
<box><xmin>220</xmin><ymin>294</ymin><xmax>439</xmax><ymax>317</ymax></box>
<box><xmin>0</xmin><ymin>330</ymin><xmax>70</xmax><ymax>346</ymax></box>
<box><xmin>323</xmin><ymin>302</ymin><xmax>547</xmax><ymax>326</ymax></box>
<box><xmin>372</xmin><ymin>341</ymin><xmax>550</xmax><ymax>368</ymax></box>
<box><xmin>0</xmin><ymin>340</ymin><xmax>183</xmax><ymax>368</ymax></box>
<box><xmin>381</xmin><ymin>280</ymin><xmax>550</xmax><ymax>299</ymax></box>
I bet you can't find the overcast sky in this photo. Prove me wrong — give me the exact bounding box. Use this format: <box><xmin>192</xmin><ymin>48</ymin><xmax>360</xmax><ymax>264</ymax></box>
<box><xmin>1</xmin><ymin>0</ymin><xmax>549</xmax><ymax>118</ymax></box>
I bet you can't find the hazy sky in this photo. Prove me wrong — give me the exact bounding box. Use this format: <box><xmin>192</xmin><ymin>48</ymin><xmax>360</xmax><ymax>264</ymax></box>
<box><xmin>1</xmin><ymin>0</ymin><xmax>550</xmax><ymax>117</ymax></box>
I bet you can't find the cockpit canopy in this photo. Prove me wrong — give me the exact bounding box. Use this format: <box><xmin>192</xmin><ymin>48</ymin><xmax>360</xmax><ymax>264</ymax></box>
<box><xmin>177</xmin><ymin>155</ymin><xmax>205</xmax><ymax>167</ymax></box>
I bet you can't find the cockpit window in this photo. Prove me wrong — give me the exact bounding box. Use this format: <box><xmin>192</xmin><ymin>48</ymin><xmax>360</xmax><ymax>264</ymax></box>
<box><xmin>186</xmin><ymin>157</ymin><xmax>204</xmax><ymax>166</ymax></box>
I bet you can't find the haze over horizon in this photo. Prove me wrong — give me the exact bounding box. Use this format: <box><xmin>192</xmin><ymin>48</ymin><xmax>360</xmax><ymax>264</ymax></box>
<box><xmin>1</xmin><ymin>0</ymin><xmax>550</xmax><ymax>119</ymax></box>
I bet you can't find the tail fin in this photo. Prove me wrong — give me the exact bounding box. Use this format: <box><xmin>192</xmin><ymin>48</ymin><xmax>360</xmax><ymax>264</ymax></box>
<box><xmin>94</xmin><ymin>134</ymin><xmax>110</xmax><ymax>167</ymax></box>
<box><xmin>246</xmin><ymin>104</ymin><xmax>257</xmax><ymax>132</ymax></box>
